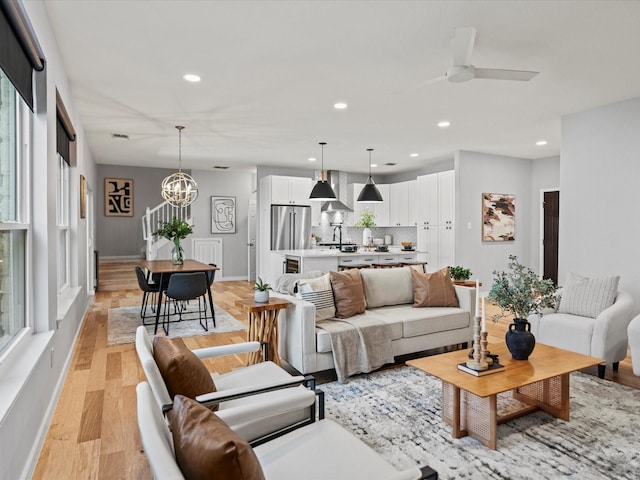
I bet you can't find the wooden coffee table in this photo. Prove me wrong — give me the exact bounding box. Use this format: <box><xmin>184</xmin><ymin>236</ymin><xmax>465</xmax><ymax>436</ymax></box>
<box><xmin>407</xmin><ymin>343</ymin><xmax>601</xmax><ymax>449</ymax></box>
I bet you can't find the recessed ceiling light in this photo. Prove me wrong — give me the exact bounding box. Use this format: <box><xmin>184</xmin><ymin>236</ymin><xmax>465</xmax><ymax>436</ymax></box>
<box><xmin>410</xmin><ymin>153</ymin><xmax>419</xmax><ymax>157</ymax></box>
<box><xmin>334</xmin><ymin>102</ymin><xmax>348</xmax><ymax>110</ymax></box>
<box><xmin>183</xmin><ymin>73</ymin><xmax>201</xmax><ymax>82</ymax></box>
<box><xmin>536</xmin><ymin>140</ymin><xmax>548</xmax><ymax>146</ymax></box>
<box><xmin>371</xmin><ymin>163</ymin><xmax>378</xmax><ymax>168</ymax></box>
<box><xmin>308</xmin><ymin>157</ymin><xmax>317</xmax><ymax>162</ymax></box>
<box><xmin>438</xmin><ymin>121</ymin><xmax>451</xmax><ymax>128</ymax></box>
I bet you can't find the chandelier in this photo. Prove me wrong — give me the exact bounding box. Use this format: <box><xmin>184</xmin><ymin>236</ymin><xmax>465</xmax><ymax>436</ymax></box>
<box><xmin>161</xmin><ymin>125</ymin><xmax>199</xmax><ymax>207</ymax></box>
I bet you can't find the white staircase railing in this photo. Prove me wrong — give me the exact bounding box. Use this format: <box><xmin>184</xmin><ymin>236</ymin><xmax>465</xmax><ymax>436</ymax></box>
<box><xmin>142</xmin><ymin>202</ymin><xmax>192</xmax><ymax>260</ymax></box>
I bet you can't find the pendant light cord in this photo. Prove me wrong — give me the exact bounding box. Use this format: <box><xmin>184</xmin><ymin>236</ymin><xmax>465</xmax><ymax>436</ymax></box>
<box><xmin>176</xmin><ymin>125</ymin><xmax>185</xmax><ymax>172</ymax></box>
<box><xmin>367</xmin><ymin>148</ymin><xmax>373</xmax><ymax>178</ymax></box>
<box><xmin>320</xmin><ymin>142</ymin><xmax>327</xmax><ymax>181</ymax></box>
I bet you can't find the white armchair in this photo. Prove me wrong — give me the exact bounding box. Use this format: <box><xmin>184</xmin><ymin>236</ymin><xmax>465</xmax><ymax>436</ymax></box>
<box><xmin>627</xmin><ymin>314</ymin><xmax>640</xmax><ymax>376</ymax></box>
<box><xmin>135</xmin><ymin>326</ymin><xmax>320</xmax><ymax>444</ymax></box>
<box><xmin>136</xmin><ymin>381</ymin><xmax>437</xmax><ymax>480</ymax></box>
<box><xmin>529</xmin><ymin>290</ymin><xmax>634</xmax><ymax>378</ymax></box>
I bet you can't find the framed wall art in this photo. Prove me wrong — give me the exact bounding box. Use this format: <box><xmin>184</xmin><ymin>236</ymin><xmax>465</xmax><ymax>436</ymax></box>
<box><xmin>104</xmin><ymin>177</ymin><xmax>134</xmax><ymax>216</ymax></box>
<box><xmin>80</xmin><ymin>175</ymin><xmax>87</xmax><ymax>219</ymax></box>
<box><xmin>482</xmin><ymin>193</ymin><xmax>515</xmax><ymax>242</ymax></box>
<box><xmin>211</xmin><ymin>196</ymin><xmax>236</xmax><ymax>233</ymax></box>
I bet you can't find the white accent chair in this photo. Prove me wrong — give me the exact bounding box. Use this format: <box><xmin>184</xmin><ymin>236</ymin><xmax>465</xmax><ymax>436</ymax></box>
<box><xmin>135</xmin><ymin>326</ymin><xmax>319</xmax><ymax>444</ymax></box>
<box><xmin>528</xmin><ymin>290</ymin><xmax>634</xmax><ymax>378</ymax></box>
<box><xmin>136</xmin><ymin>381</ymin><xmax>436</xmax><ymax>480</ymax></box>
<box><xmin>628</xmin><ymin>314</ymin><xmax>640</xmax><ymax>376</ymax></box>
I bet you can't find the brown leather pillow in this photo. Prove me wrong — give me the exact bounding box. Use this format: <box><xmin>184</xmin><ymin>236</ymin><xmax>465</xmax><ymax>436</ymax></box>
<box><xmin>411</xmin><ymin>267</ymin><xmax>459</xmax><ymax>307</ymax></box>
<box><xmin>153</xmin><ymin>336</ymin><xmax>216</xmax><ymax>400</ymax></box>
<box><xmin>169</xmin><ymin>395</ymin><xmax>266</xmax><ymax>480</ymax></box>
<box><xmin>329</xmin><ymin>269</ymin><xmax>366</xmax><ymax>318</ymax></box>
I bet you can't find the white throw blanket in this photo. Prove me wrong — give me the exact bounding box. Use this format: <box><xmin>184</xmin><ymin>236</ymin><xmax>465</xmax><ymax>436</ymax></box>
<box><xmin>317</xmin><ymin>315</ymin><xmax>394</xmax><ymax>382</ymax></box>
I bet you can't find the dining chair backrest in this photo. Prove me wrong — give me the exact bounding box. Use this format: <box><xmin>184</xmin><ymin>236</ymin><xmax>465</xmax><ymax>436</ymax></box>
<box><xmin>135</xmin><ymin>266</ymin><xmax>156</xmax><ymax>293</ymax></box>
<box><xmin>206</xmin><ymin>264</ymin><xmax>217</xmax><ymax>286</ymax></box>
<box><xmin>165</xmin><ymin>272</ymin><xmax>208</xmax><ymax>302</ymax></box>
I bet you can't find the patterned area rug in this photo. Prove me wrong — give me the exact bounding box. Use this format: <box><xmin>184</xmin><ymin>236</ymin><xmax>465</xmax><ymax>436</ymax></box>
<box><xmin>321</xmin><ymin>366</ymin><xmax>640</xmax><ymax>479</ymax></box>
<box><xmin>107</xmin><ymin>305</ymin><xmax>246</xmax><ymax>345</ymax></box>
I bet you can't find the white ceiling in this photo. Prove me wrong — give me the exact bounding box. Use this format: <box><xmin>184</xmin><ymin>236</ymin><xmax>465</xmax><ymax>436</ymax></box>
<box><xmin>41</xmin><ymin>0</ymin><xmax>640</xmax><ymax>174</ymax></box>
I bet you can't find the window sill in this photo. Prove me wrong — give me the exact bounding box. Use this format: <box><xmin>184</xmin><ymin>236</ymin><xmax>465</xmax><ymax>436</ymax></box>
<box><xmin>56</xmin><ymin>286</ymin><xmax>82</xmax><ymax>323</ymax></box>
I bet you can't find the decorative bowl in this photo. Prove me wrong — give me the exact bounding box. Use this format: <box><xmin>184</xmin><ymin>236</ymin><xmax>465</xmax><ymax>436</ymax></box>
<box><xmin>401</xmin><ymin>241</ymin><xmax>412</xmax><ymax>247</ymax></box>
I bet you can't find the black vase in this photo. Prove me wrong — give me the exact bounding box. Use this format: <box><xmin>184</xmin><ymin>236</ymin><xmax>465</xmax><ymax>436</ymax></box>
<box><xmin>505</xmin><ymin>318</ymin><xmax>535</xmax><ymax>360</ymax></box>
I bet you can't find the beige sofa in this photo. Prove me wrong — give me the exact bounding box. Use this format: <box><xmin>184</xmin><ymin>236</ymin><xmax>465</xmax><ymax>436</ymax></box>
<box><xmin>276</xmin><ymin>267</ymin><xmax>475</xmax><ymax>375</ymax></box>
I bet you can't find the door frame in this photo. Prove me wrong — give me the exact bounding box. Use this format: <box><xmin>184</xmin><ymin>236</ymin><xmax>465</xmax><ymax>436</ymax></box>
<box><xmin>538</xmin><ymin>187</ymin><xmax>559</xmax><ymax>279</ymax></box>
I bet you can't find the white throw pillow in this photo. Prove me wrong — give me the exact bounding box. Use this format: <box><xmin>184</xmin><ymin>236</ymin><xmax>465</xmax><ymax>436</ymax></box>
<box><xmin>273</xmin><ymin>271</ymin><xmax>324</xmax><ymax>295</ymax></box>
<box><xmin>558</xmin><ymin>272</ymin><xmax>619</xmax><ymax>318</ymax></box>
<box><xmin>296</xmin><ymin>273</ymin><xmax>336</xmax><ymax>320</ymax></box>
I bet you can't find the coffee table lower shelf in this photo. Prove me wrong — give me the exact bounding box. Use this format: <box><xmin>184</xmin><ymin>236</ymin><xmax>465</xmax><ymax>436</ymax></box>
<box><xmin>441</xmin><ymin>374</ymin><xmax>569</xmax><ymax>450</ymax></box>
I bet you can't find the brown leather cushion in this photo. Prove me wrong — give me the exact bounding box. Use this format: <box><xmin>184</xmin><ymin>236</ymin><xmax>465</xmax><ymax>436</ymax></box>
<box><xmin>411</xmin><ymin>267</ymin><xmax>459</xmax><ymax>307</ymax></box>
<box><xmin>152</xmin><ymin>336</ymin><xmax>216</xmax><ymax>401</ymax></box>
<box><xmin>169</xmin><ymin>395</ymin><xmax>266</xmax><ymax>480</ymax></box>
<box><xmin>330</xmin><ymin>269</ymin><xmax>366</xmax><ymax>318</ymax></box>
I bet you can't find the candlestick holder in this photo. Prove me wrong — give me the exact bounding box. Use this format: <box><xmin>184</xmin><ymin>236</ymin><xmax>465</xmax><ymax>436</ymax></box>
<box><xmin>466</xmin><ymin>315</ymin><xmax>489</xmax><ymax>371</ymax></box>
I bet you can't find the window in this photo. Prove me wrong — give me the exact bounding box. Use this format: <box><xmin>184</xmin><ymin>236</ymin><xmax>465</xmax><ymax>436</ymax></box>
<box><xmin>0</xmin><ymin>69</ymin><xmax>28</xmax><ymax>354</ymax></box>
<box><xmin>56</xmin><ymin>153</ymin><xmax>70</xmax><ymax>292</ymax></box>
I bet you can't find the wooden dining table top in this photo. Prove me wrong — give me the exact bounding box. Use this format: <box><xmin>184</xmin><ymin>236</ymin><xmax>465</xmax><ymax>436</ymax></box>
<box><xmin>141</xmin><ymin>259</ymin><xmax>219</xmax><ymax>274</ymax></box>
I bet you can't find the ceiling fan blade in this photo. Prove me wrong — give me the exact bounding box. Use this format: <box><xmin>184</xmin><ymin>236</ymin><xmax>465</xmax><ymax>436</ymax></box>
<box><xmin>452</xmin><ymin>27</ymin><xmax>476</xmax><ymax>66</ymax></box>
<box><xmin>474</xmin><ymin>68</ymin><xmax>539</xmax><ymax>81</ymax></box>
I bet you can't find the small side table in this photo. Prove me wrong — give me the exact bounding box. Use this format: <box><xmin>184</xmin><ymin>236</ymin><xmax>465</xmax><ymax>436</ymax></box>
<box><xmin>235</xmin><ymin>297</ymin><xmax>290</xmax><ymax>366</ymax></box>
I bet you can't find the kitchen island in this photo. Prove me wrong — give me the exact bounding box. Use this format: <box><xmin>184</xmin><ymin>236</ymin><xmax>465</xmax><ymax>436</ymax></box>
<box><xmin>266</xmin><ymin>247</ymin><xmax>423</xmax><ymax>282</ymax></box>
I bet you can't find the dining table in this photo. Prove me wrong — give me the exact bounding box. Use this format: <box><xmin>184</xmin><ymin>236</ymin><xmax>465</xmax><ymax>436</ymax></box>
<box><xmin>141</xmin><ymin>259</ymin><xmax>220</xmax><ymax>334</ymax></box>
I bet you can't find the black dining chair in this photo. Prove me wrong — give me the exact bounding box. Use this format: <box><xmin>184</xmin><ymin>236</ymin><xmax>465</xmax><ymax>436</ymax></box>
<box><xmin>162</xmin><ymin>272</ymin><xmax>209</xmax><ymax>334</ymax></box>
<box><xmin>201</xmin><ymin>263</ymin><xmax>218</xmax><ymax>326</ymax></box>
<box><xmin>135</xmin><ymin>266</ymin><xmax>160</xmax><ymax>325</ymax></box>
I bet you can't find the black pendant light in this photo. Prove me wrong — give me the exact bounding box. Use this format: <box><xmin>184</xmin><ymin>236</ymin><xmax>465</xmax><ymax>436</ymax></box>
<box><xmin>309</xmin><ymin>142</ymin><xmax>337</xmax><ymax>201</ymax></box>
<box><xmin>357</xmin><ymin>148</ymin><xmax>383</xmax><ymax>203</ymax></box>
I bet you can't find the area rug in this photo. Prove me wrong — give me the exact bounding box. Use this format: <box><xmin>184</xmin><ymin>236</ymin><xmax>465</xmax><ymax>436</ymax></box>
<box><xmin>321</xmin><ymin>367</ymin><xmax>640</xmax><ymax>479</ymax></box>
<box><xmin>107</xmin><ymin>305</ymin><xmax>246</xmax><ymax>345</ymax></box>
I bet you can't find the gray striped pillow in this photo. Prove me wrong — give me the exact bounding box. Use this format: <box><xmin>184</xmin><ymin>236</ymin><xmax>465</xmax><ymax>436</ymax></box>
<box><xmin>296</xmin><ymin>273</ymin><xmax>336</xmax><ymax>320</ymax></box>
<box><xmin>558</xmin><ymin>272</ymin><xmax>619</xmax><ymax>318</ymax></box>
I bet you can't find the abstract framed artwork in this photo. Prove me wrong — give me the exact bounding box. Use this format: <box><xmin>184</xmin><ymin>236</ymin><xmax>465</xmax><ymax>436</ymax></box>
<box><xmin>482</xmin><ymin>193</ymin><xmax>515</xmax><ymax>241</ymax></box>
<box><xmin>211</xmin><ymin>196</ymin><xmax>236</xmax><ymax>233</ymax></box>
<box><xmin>104</xmin><ymin>177</ymin><xmax>134</xmax><ymax>217</ymax></box>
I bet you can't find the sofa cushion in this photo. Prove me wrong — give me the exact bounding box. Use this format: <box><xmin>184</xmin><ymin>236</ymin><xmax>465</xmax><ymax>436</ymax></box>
<box><xmin>169</xmin><ymin>395</ymin><xmax>266</xmax><ymax>480</ymax></box>
<box><xmin>373</xmin><ymin>304</ymin><xmax>470</xmax><ymax>338</ymax></box>
<box><xmin>558</xmin><ymin>272</ymin><xmax>619</xmax><ymax>318</ymax></box>
<box><xmin>330</xmin><ymin>269</ymin><xmax>366</xmax><ymax>318</ymax></box>
<box><xmin>153</xmin><ymin>336</ymin><xmax>216</xmax><ymax>402</ymax></box>
<box><xmin>296</xmin><ymin>273</ymin><xmax>336</xmax><ymax>320</ymax></box>
<box><xmin>360</xmin><ymin>267</ymin><xmax>414</xmax><ymax>308</ymax></box>
<box><xmin>411</xmin><ymin>267</ymin><xmax>459</xmax><ymax>308</ymax></box>
<box><xmin>273</xmin><ymin>271</ymin><xmax>324</xmax><ymax>295</ymax></box>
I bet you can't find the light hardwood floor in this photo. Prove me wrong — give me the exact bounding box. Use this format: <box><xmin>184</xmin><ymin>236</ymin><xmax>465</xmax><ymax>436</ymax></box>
<box><xmin>32</xmin><ymin>261</ymin><xmax>640</xmax><ymax>479</ymax></box>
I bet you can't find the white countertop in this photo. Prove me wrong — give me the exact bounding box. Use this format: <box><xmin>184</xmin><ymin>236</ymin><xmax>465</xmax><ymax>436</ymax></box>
<box><xmin>274</xmin><ymin>248</ymin><xmax>420</xmax><ymax>258</ymax></box>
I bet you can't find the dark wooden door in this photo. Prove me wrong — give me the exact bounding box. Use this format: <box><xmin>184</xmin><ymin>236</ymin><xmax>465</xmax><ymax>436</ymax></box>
<box><xmin>543</xmin><ymin>190</ymin><xmax>560</xmax><ymax>285</ymax></box>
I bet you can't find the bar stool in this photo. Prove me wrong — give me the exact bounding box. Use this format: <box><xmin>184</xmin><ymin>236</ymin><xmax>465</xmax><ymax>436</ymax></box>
<box><xmin>338</xmin><ymin>263</ymin><xmax>370</xmax><ymax>271</ymax></box>
<box><xmin>400</xmin><ymin>261</ymin><xmax>428</xmax><ymax>273</ymax></box>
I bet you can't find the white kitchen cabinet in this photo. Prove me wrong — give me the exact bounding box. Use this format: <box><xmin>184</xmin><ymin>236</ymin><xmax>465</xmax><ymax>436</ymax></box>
<box><xmin>417</xmin><ymin>225</ymin><xmax>438</xmax><ymax>270</ymax></box>
<box><xmin>438</xmin><ymin>224</ymin><xmax>455</xmax><ymax>271</ymax></box>
<box><xmin>389</xmin><ymin>182</ymin><xmax>409</xmax><ymax>226</ymax></box>
<box><xmin>417</xmin><ymin>174</ymin><xmax>438</xmax><ymax>227</ymax></box>
<box><xmin>438</xmin><ymin>170</ymin><xmax>455</xmax><ymax>225</ymax></box>
<box><xmin>407</xmin><ymin>180</ymin><xmax>418</xmax><ymax>226</ymax></box>
<box><xmin>269</xmin><ymin>176</ymin><xmax>312</xmax><ymax>205</ymax></box>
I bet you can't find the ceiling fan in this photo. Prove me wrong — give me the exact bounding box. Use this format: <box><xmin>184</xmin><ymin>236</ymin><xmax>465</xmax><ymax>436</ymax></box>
<box><xmin>428</xmin><ymin>27</ymin><xmax>539</xmax><ymax>84</ymax></box>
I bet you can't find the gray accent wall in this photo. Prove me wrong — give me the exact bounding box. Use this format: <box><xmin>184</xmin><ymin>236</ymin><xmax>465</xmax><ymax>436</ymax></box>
<box><xmin>455</xmin><ymin>150</ymin><xmax>534</xmax><ymax>292</ymax></box>
<box><xmin>560</xmin><ymin>97</ymin><xmax>640</xmax><ymax>312</ymax></box>
<box><xmin>97</xmin><ymin>165</ymin><xmax>176</xmax><ymax>257</ymax></box>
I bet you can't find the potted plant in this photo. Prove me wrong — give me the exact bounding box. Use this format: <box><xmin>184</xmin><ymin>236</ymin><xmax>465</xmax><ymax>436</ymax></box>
<box><xmin>488</xmin><ymin>255</ymin><xmax>558</xmax><ymax>360</ymax></box>
<box><xmin>355</xmin><ymin>209</ymin><xmax>375</xmax><ymax>246</ymax></box>
<box><xmin>153</xmin><ymin>215</ymin><xmax>194</xmax><ymax>265</ymax></box>
<box><xmin>253</xmin><ymin>277</ymin><xmax>272</xmax><ymax>303</ymax></box>
<box><xmin>449</xmin><ymin>266</ymin><xmax>472</xmax><ymax>283</ymax></box>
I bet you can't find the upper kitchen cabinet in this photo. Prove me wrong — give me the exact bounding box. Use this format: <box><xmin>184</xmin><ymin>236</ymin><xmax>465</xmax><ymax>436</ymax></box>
<box><xmin>389</xmin><ymin>180</ymin><xmax>417</xmax><ymax>226</ymax></box>
<box><xmin>269</xmin><ymin>175</ymin><xmax>313</xmax><ymax>205</ymax></box>
<box><xmin>407</xmin><ymin>180</ymin><xmax>418</xmax><ymax>226</ymax></box>
<box><xmin>438</xmin><ymin>170</ymin><xmax>455</xmax><ymax>225</ymax></box>
<box><xmin>417</xmin><ymin>171</ymin><xmax>454</xmax><ymax>226</ymax></box>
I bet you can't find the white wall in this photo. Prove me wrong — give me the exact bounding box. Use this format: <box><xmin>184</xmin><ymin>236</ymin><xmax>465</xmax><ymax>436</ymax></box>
<box><xmin>560</xmin><ymin>97</ymin><xmax>640</xmax><ymax>312</ymax></box>
<box><xmin>455</xmin><ymin>150</ymin><xmax>533</xmax><ymax>292</ymax></box>
<box><xmin>0</xmin><ymin>2</ymin><xmax>96</xmax><ymax>479</ymax></box>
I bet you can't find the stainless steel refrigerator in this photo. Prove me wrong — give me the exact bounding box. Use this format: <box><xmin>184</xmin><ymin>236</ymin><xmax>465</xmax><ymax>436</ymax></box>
<box><xmin>271</xmin><ymin>204</ymin><xmax>312</xmax><ymax>250</ymax></box>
